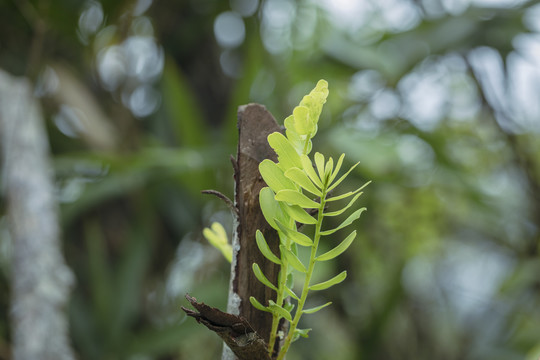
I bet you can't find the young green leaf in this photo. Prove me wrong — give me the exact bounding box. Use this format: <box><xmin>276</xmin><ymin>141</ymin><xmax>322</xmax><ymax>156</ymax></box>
<box><xmin>284</xmin><ymin>114</ymin><xmax>295</xmax><ymax>133</ymax></box>
<box><xmin>255</xmin><ymin>230</ymin><xmax>281</xmax><ymax>265</ymax></box>
<box><xmin>304</xmin><ymin>138</ymin><xmax>313</xmax><ymax>155</ymax></box>
<box><xmin>268</xmin><ymin>132</ymin><xmax>303</xmax><ymax>170</ymax></box>
<box><xmin>302</xmin><ymin>301</ymin><xmax>332</xmax><ymax>314</ymax></box>
<box><xmin>291</xmin><ymin>242</ymin><xmax>299</xmax><ymax>255</ymax></box>
<box><xmin>259</xmin><ymin>187</ymin><xmax>289</xmax><ymax>230</ymax></box>
<box><xmin>292</xmin><ymin>328</ymin><xmax>312</xmax><ymax>343</ymax></box>
<box><xmin>309</xmin><ymin>271</ymin><xmax>347</xmax><ymax>291</ymax></box>
<box><xmin>276</xmin><ymin>220</ymin><xmax>313</xmax><ymax>246</ymax></box>
<box><xmin>285</xmin><ymin>286</ymin><xmax>300</xmax><ymax>301</ymax></box>
<box><xmin>275</xmin><ymin>189</ymin><xmax>320</xmax><ymax>208</ymax></box>
<box><xmin>286</xmin><ymin>272</ymin><xmax>294</xmax><ymax>288</ymax></box>
<box><xmin>324</xmin><ymin>157</ymin><xmax>333</xmax><ymax>180</ymax></box>
<box><xmin>293</xmin><ymin>328</ymin><xmax>312</xmax><ymax>339</ymax></box>
<box><xmin>320</xmin><ymin>208</ymin><xmax>366</xmax><ymax>236</ymax></box>
<box><xmin>284</xmin><ymin>302</ymin><xmax>295</xmax><ymax>313</ymax></box>
<box><xmin>250</xmin><ymin>296</ymin><xmax>271</xmax><ymax>312</ymax></box>
<box><xmin>326</xmin><ymin>187</ymin><xmax>363</xmax><ymax>202</ymax></box>
<box><xmin>253</xmin><ymin>263</ymin><xmax>278</xmax><ymax>291</ymax></box>
<box><xmin>202</xmin><ymin>222</ymin><xmax>232</xmax><ymax>263</ymax></box>
<box><xmin>280</xmin><ymin>245</ymin><xmax>307</xmax><ymax>273</ymax></box>
<box><xmin>292</xmin><ymin>105</ymin><xmax>313</xmax><ymax>135</ymax></box>
<box><xmin>285</xmin><ymin>129</ymin><xmax>303</xmax><ymax>155</ymax></box>
<box><xmin>300</xmin><ymin>154</ymin><xmax>323</xmax><ymax>188</ymax></box>
<box><xmin>259</xmin><ymin>159</ymin><xmax>296</xmax><ymax>193</ymax></box>
<box><xmin>314</xmin><ymin>152</ymin><xmax>325</xmax><ymax>180</ymax></box>
<box><xmin>300</xmin><ymin>79</ymin><xmax>328</xmax><ymax>125</ymax></box>
<box><xmin>284</xmin><ymin>167</ymin><xmax>322</xmax><ymax>196</ymax></box>
<box><xmin>327</xmin><ymin>161</ymin><xmax>360</xmax><ymax>191</ymax></box>
<box><xmin>283</xmin><ymin>204</ymin><xmax>317</xmax><ymax>225</ymax></box>
<box><xmin>329</xmin><ymin>153</ymin><xmax>345</xmax><ymax>184</ymax></box>
<box><xmin>324</xmin><ymin>192</ymin><xmax>363</xmax><ymax>217</ymax></box>
<box><xmin>316</xmin><ymin>231</ymin><xmax>356</xmax><ymax>262</ymax></box>
<box><xmin>268</xmin><ymin>300</ymin><xmax>293</xmax><ymax>322</ymax></box>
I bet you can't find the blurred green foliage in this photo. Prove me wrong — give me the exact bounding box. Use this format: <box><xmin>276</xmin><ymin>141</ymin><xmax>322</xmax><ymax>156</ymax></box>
<box><xmin>1</xmin><ymin>0</ymin><xmax>540</xmax><ymax>359</ymax></box>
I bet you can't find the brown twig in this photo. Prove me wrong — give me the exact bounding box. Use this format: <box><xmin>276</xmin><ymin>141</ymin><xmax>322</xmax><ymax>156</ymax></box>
<box><xmin>201</xmin><ymin>189</ymin><xmax>238</xmax><ymax>217</ymax></box>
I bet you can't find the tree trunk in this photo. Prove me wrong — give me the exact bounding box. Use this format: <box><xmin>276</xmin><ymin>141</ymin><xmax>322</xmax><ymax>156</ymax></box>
<box><xmin>0</xmin><ymin>70</ymin><xmax>75</xmax><ymax>360</ymax></box>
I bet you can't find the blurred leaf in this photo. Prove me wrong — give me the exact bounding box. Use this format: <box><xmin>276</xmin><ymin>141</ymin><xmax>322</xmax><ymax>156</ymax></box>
<box><xmin>161</xmin><ymin>58</ymin><xmax>207</xmax><ymax>147</ymax></box>
<box><xmin>57</xmin><ymin>147</ymin><xmax>220</xmax><ymax>224</ymax></box>
<box><xmin>203</xmin><ymin>222</ymin><xmax>232</xmax><ymax>263</ymax></box>
<box><xmin>108</xmin><ymin>206</ymin><xmax>154</xmax><ymax>347</ymax></box>
<box><xmin>84</xmin><ymin>221</ymin><xmax>114</xmax><ymax>329</ymax></box>
<box><xmin>224</xmin><ymin>19</ymin><xmax>267</xmax><ymax>144</ymax></box>
<box><xmin>124</xmin><ymin>323</ymin><xmax>192</xmax><ymax>356</ymax></box>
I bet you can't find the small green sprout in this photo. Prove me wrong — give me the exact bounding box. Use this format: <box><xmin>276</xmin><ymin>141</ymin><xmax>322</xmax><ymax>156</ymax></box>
<box><xmin>203</xmin><ymin>222</ymin><xmax>232</xmax><ymax>263</ymax></box>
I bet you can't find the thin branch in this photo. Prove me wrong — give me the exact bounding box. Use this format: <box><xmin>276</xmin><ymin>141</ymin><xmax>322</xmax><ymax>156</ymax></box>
<box><xmin>465</xmin><ymin>55</ymin><xmax>540</xmax><ymax>256</ymax></box>
<box><xmin>201</xmin><ymin>189</ymin><xmax>239</xmax><ymax>217</ymax></box>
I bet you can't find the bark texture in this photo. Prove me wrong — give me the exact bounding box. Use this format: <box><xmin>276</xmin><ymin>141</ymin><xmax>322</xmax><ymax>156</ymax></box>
<box><xmin>0</xmin><ymin>70</ymin><xmax>75</xmax><ymax>360</ymax></box>
<box><xmin>230</xmin><ymin>104</ymin><xmax>282</xmax><ymax>335</ymax></box>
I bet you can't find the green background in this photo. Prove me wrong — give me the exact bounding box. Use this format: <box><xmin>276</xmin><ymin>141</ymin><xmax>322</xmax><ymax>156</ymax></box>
<box><xmin>1</xmin><ymin>0</ymin><xmax>540</xmax><ymax>359</ymax></box>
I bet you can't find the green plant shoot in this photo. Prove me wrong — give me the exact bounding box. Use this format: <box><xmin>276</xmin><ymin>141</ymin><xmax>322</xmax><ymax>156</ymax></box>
<box><xmin>250</xmin><ymin>80</ymin><xmax>369</xmax><ymax>359</ymax></box>
<box><xmin>203</xmin><ymin>222</ymin><xmax>232</xmax><ymax>263</ymax></box>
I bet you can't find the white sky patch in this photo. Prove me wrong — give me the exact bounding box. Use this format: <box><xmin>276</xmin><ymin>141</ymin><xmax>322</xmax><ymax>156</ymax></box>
<box><xmin>214</xmin><ymin>11</ymin><xmax>246</xmax><ymax>48</ymax></box>
<box><xmin>260</xmin><ymin>0</ymin><xmax>296</xmax><ymax>53</ymax></box>
<box><xmin>471</xmin><ymin>0</ymin><xmax>529</xmax><ymax>7</ymax></box>
<box><xmin>438</xmin><ymin>241</ymin><xmax>514</xmax><ymax>320</ymax></box>
<box><xmin>315</xmin><ymin>0</ymin><xmax>373</xmax><ymax>33</ymax></box>
<box><xmin>468</xmin><ymin>47</ymin><xmax>507</xmax><ymax>106</ymax></box>
<box><xmin>399</xmin><ymin>68</ymin><xmax>448</xmax><ymax>131</ymax></box>
<box><xmin>369</xmin><ymin>88</ymin><xmax>401</xmax><ymax>120</ymax></box>
<box><xmin>508</xmin><ymin>50</ymin><xmax>540</xmax><ymax>132</ymax></box>
<box><xmin>378</xmin><ymin>0</ymin><xmax>421</xmax><ymax>32</ymax></box>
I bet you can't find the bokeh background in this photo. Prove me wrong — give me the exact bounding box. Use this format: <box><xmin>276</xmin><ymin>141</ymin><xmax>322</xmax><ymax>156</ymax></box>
<box><xmin>1</xmin><ymin>0</ymin><xmax>540</xmax><ymax>359</ymax></box>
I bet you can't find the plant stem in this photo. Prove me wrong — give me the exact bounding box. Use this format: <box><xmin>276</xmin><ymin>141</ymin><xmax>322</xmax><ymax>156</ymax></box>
<box><xmin>267</xmin><ymin>256</ymin><xmax>288</xmax><ymax>355</ymax></box>
<box><xmin>302</xmin><ymin>135</ymin><xmax>311</xmax><ymax>155</ymax></box>
<box><xmin>276</xmin><ymin>190</ymin><xmax>327</xmax><ymax>360</ymax></box>
<box><xmin>271</xmin><ymin>137</ymin><xmax>316</xmax><ymax>358</ymax></box>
